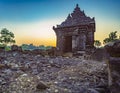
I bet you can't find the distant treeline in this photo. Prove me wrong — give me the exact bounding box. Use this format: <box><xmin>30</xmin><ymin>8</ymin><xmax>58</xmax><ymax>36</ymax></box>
<box><xmin>21</xmin><ymin>44</ymin><xmax>52</xmax><ymax>50</ymax></box>
<box><xmin>0</xmin><ymin>44</ymin><xmax>53</xmax><ymax>51</ymax></box>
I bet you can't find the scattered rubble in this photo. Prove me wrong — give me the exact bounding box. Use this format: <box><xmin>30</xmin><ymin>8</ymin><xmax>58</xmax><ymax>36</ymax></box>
<box><xmin>0</xmin><ymin>51</ymin><xmax>109</xmax><ymax>93</ymax></box>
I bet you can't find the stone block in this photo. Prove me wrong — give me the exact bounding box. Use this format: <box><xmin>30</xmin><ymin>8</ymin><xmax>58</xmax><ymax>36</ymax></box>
<box><xmin>108</xmin><ymin>57</ymin><xmax>120</xmax><ymax>92</ymax></box>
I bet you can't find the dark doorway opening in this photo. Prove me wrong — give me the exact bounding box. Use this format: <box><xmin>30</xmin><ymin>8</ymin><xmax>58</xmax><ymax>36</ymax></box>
<box><xmin>64</xmin><ymin>36</ymin><xmax>72</xmax><ymax>52</ymax></box>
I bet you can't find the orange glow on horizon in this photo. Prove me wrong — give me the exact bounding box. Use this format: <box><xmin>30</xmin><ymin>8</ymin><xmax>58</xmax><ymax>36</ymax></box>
<box><xmin>1</xmin><ymin>19</ymin><xmax>120</xmax><ymax>47</ymax></box>
<box><xmin>15</xmin><ymin>37</ymin><xmax>56</xmax><ymax>46</ymax></box>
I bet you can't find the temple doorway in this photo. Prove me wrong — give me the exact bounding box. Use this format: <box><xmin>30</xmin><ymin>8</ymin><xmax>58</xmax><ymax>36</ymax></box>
<box><xmin>64</xmin><ymin>36</ymin><xmax>72</xmax><ymax>52</ymax></box>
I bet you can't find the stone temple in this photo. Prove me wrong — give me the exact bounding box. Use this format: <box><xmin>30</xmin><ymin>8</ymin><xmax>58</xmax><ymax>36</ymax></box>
<box><xmin>53</xmin><ymin>4</ymin><xmax>95</xmax><ymax>54</ymax></box>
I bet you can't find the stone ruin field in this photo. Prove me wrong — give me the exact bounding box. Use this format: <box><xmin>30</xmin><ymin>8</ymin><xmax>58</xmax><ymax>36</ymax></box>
<box><xmin>0</xmin><ymin>51</ymin><xmax>109</xmax><ymax>93</ymax></box>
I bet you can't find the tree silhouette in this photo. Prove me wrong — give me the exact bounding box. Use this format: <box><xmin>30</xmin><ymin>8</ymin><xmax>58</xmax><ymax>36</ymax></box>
<box><xmin>0</xmin><ymin>28</ymin><xmax>15</xmax><ymax>56</ymax></box>
<box><xmin>0</xmin><ymin>28</ymin><xmax>15</xmax><ymax>46</ymax></box>
<box><xmin>94</xmin><ymin>40</ymin><xmax>101</xmax><ymax>48</ymax></box>
<box><xmin>103</xmin><ymin>31</ymin><xmax>118</xmax><ymax>44</ymax></box>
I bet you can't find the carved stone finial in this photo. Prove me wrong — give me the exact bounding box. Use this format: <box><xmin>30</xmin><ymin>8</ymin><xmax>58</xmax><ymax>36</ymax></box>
<box><xmin>67</xmin><ymin>14</ymin><xmax>71</xmax><ymax>19</ymax></box>
<box><xmin>76</xmin><ymin>4</ymin><xmax>79</xmax><ymax>8</ymax></box>
<box><xmin>55</xmin><ymin>4</ymin><xmax>95</xmax><ymax>27</ymax></box>
<box><xmin>74</xmin><ymin>4</ymin><xmax>80</xmax><ymax>12</ymax></box>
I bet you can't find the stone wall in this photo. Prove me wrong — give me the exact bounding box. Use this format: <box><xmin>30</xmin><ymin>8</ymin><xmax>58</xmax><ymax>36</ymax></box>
<box><xmin>105</xmin><ymin>40</ymin><xmax>120</xmax><ymax>92</ymax></box>
<box><xmin>108</xmin><ymin>57</ymin><xmax>120</xmax><ymax>93</ymax></box>
<box><xmin>90</xmin><ymin>48</ymin><xmax>107</xmax><ymax>61</ymax></box>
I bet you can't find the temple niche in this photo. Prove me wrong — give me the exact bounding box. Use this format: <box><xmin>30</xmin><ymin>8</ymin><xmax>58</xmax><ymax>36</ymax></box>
<box><xmin>53</xmin><ymin>4</ymin><xmax>95</xmax><ymax>54</ymax></box>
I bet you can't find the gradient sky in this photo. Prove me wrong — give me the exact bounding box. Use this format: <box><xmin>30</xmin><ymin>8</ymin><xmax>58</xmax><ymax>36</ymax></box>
<box><xmin>0</xmin><ymin>0</ymin><xmax>120</xmax><ymax>46</ymax></box>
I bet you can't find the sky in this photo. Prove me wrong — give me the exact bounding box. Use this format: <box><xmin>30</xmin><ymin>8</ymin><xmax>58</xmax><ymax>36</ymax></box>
<box><xmin>0</xmin><ymin>0</ymin><xmax>120</xmax><ymax>46</ymax></box>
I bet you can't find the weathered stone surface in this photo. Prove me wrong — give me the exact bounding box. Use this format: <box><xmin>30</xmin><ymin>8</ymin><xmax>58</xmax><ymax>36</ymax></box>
<box><xmin>53</xmin><ymin>4</ymin><xmax>95</xmax><ymax>54</ymax></box>
<box><xmin>36</xmin><ymin>81</ymin><xmax>49</xmax><ymax>90</ymax></box>
<box><xmin>0</xmin><ymin>51</ymin><xmax>109</xmax><ymax>93</ymax></box>
<box><xmin>0</xmin><ymin>64</ymin><xmax>6</xmax><ymax>69</ymax></box>
<box><xmin>57</xmin><ymin>4</ymin><xmax>95</xmax><ymax>27</ymax></box>
<box><xmin>105</xmin><ymin>40</ymin><xmax>120</xmax><ymax>57</ymax></box>
<box><xmin>11</xmin><ymin>45</ymin><xmax>22</xmax><ymax>52</ymax></box>
<box><xmin>108</xmin><ymin>57</ymin><xmax>120</xmax><ymax>93</ymax></box>
<box><xmin>104</xmin><ymin>40</ymin><xmax>120</xmax><ymax>93</ymax></box>
<box><xmin>91</xmin><ymin>48</ymin><xmax>107</xmax><ymax>61</ymax></box>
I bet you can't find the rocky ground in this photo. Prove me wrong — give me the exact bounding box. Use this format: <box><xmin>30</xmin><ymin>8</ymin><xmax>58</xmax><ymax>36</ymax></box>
<box><xmin>0</xmin><ymin>51</ymin><xmax>109</xmax><ymax>93</ymax></box>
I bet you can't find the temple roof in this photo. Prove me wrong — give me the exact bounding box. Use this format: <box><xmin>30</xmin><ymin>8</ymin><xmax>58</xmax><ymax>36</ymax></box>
<box><xmin>56</xmin><ymin>4</ymin><xmax>95</xmax><ymax>28</ymax></box>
